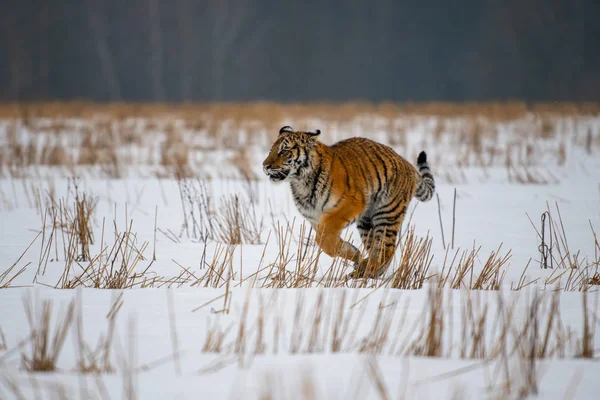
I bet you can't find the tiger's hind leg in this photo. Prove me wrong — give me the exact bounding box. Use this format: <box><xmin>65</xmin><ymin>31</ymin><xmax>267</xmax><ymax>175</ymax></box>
<box><xmin>349</xmin><ymin>207</ymin><xmax>407</xmax><ymax>279</ymax></box>
<box><xmin>356</xmin><ymin>214</ymin><xmax>375</xmax><ymax>255</ymax></box>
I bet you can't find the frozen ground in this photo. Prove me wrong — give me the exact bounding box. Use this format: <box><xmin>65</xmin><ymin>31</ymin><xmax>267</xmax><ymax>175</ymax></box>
<box><xmin>1</xmin><ymin>111</ymin><xmax>600</xmax><ymax>399</ymax></box>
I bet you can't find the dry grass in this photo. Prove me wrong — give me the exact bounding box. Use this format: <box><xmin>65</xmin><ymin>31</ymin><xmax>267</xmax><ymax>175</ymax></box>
<box><xmin>74</xmin><ymin>292</ymin><xmax>123</xmax><ymax>373</ymax></box>
<box><xmin>56</xmin><ymin>218</ymin><xmax>152</xmax><ymax>289</ymax></box>
<box><xmin>21</xmin><ymin>295</ymin><xmax>75</xmax><ymax>372</ymax></box>
<box><xmin>176</xmin><ymin>178</ymin><xmax>215</xmax><ymax>241</ymax></box>
<box><xmin>389</xmin><ymin>228</ymin><xmax>433</xmax><ymax>289</ymax></box>
<box><xmin>196</xmin><ymin>286</ymin><xmax>598</xmax><ymax>362</ymax></box>
<box><xmin>176</xmin><ymin>177</ymin><xmax>263</xmax><ymax>244</ymax></box>
<box><xmin>4</xmin><ymin>176</ymin><xmax>596</xmax><ymax>295</ymax></box>
<box><xmin>528</xmin><ymin>202</ymin><xmax>600</xmax><ymax>291</ymax></box>
<box><xmin>1</xmin><ymin>100</ymin><xmax>598</xmax><ymax>120</ymax></box>
<box><xmin>34</xmin><ymin>183</ymin><xmax>97</xmax><ymax>281</ymax></box>
<box><xmin>0</xmin><ymin>284</ymin><xmax>596</xmax><ymax>398</ymax></box>
<box><xmin>0</xmin><ymin>100</ymin><xmax>597</xmax><ymax>398</ymax></box>
<box><xmin>1</xmin><ymin>101</ymin><xmax>597</xmax><ymax>181</ymax></box>
<box><xmin>213</xmin><ymin>194</ymin><xmax>264</xmax><ymax>245</ymax></box>
<box><xmin>1</xmin><ymin>231</ymin><xmax>40</xmax><ymax>288</ymax></box>
<box><xmin>0</xmin><ymin>327</ymin><xmax>6</xmax><ymax>352</ymax></box>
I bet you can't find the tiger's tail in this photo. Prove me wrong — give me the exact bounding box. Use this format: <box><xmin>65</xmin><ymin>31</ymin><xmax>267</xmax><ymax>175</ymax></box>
<box><xmin>414</xmin><ymin>151</ymin><xmax>435</xmax><ymax>202</ymax></box>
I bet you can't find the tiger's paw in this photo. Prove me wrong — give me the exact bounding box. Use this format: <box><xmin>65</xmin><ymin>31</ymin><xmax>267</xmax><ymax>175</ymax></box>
<box><xmin>346</xmin><ymin>268</ymin><xmax>364</xmax><ymax>279</ymax></box>
<box><xmin>346</xmin><ymin>260</ymin><xmax>383</xmax><ymax>280</ymax></box>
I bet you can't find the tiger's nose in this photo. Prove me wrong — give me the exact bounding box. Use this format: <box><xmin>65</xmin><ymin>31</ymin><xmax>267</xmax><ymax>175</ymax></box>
<box><xmin>263</xmin><ymin>163</ymin><xmax>272</xmax><ymax>170</ymax></box>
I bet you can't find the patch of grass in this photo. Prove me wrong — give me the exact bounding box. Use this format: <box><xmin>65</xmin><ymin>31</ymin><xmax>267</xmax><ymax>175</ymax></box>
<box><xmin>1</xmin><ymin>101</ymin><xmax>597</xmax><ymax>181</ymax></box>
<box><xmin>214</xmin><ymin>194</ymin><xmax>264</xmax><ymax>245</ymax></box>
<box><xmin>21</xmin><ymin>295</ymin><xmax>75</xmax><ymax>372</ymax></box>
<box><xmin>56</xmin><ymin>218</ymin><xmax>152</xmax><ymax>289</ymax></box>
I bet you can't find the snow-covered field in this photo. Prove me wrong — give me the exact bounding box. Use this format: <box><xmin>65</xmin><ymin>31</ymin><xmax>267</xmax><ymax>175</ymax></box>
<box><xmin>1</xmin><ymin>106</ymin><xmax>599</xmax><ymax>399</ymax></box>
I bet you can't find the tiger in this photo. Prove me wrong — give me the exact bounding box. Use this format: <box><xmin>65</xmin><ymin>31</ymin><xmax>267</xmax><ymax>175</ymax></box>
<box><xmin>262</xmin><ymin>125</ymin><xmax>435</xmax><ymax>278</ymax></box>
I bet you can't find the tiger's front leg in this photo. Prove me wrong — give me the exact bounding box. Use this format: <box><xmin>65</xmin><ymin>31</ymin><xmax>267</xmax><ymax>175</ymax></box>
<box><xmin>314</xmin><ymin>197</ymin><xmax>365</xmax><ymax>265</ymax></box>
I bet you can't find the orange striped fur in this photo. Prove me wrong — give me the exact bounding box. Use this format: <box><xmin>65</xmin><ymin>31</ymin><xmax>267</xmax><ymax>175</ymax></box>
<box><xmin>263</xmin><ymin>126</ymin><xmax>435</xmax><ymax>278</ymax></box>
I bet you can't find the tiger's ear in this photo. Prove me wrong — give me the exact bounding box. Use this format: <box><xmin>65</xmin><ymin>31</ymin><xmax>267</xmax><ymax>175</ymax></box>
<box><xmin>307</xmin><ymin>129</ymin><xmax>321</xmax><ymax>138</ymax></box>
<box><xmin>279</xmin><ymin>126</ymin><xmax>294</xmax><ymax>135</ymax></box>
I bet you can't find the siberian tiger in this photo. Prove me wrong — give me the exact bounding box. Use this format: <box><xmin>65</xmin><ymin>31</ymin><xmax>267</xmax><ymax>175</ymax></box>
<box><xmin>262</xmin><ymin>125</ymin><xmax>435</xmax><ymax>278</ymax></box>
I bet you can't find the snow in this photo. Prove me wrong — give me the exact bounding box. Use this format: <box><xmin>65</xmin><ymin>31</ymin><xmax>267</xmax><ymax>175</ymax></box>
<box><xmin>1</xmin><ymin>113</ymin><xmax>600</xmax><ymax>399</ymax></box>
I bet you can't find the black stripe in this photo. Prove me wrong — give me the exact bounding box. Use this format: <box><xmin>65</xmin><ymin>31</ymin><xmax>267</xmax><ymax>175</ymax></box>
<box><xmin>364</xmin><ymin>152</ymin><xmax>382</xmax><ymax>193</ymax></box>
<box><xmin>357</xmin><ymin>221</ymin><xmax>373</xmax><ymax>231</ymax></box>
<box><xmin>318</xmin><ymin>150</ymin><xmax>333</xmax><ymax>209</ymax></box>
<box><xmin>373</xmin><ymin>206</ymin><xmax>407</xmax><ymax>223</ymax></box>
<box><xmin>373</xmin><ymin>220</ymin><xmax>398</xmax><ymax>228</ymax></box>
<box><xmin>371</xmin><ymin>150</ymin><xmax>389</xmax><ymax>184</ymax></box>
<box><xmin>344</xmin><ymin>145</ymin><xmax>369</xmax><ymax>191</ymax></box>
<box><xmin>371</xmin><ymin>196</ymin><xmax>401</xmax><ymax>220</ymax></box>
<box><xmin>309</xmin><ymin>162</ymin><xmax>323</xmax><ymax>206</ymax></box>
<box><xmin>416</xmin><ymin>190</ymin><xmax>432</xmax><ymax>200</ymax></box>
<box><xmin>297</xmin><ymin>148</ymin><xmax>309</xmax><ymax>170</ymax></box>
<box><xmin>335</xmin><ymin>154</ymin><xmax>351</xmax><ymax>190</ymax></box>
<box><xmin>353</xmin><ymin>156</ymin><xmax>369</xmax><ymax>190</ymax></box>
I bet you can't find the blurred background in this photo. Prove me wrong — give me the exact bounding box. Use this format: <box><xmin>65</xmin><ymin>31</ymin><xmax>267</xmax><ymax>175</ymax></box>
<box><xmin>2</xmin><ymin>0</ymin><xmax>599</xmax><ymax>103</ymax></box>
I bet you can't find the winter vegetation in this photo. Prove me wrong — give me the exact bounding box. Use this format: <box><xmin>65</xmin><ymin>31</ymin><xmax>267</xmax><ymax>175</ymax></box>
<box><xmin>0</xmin><ymin>101</ymin><xmax>599</xmax><ymax>399</ymax></box>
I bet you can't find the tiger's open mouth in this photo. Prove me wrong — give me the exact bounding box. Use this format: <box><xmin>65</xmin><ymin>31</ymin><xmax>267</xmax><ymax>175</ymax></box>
<box><xmin>266</xmin><ymin>170</ymin><xmax>289</xmax><ymax>182</ymax></box>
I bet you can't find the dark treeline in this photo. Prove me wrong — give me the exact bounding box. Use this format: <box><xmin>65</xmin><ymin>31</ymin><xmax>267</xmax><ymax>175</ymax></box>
<box><xmin>2</xmin><ymin>0</ymin><xmax>599</xmax><ymax>102</ymax></box>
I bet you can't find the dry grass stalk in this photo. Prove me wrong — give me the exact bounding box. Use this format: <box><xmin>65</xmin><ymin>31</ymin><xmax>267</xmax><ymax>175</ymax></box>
<box><xmin>365</xmin><ymin>358</ymin><xmax>391</xmax><ymax>400</ymax></box>
<box><xmin>176</xmin><ymin>178</ymin><xmax>215</xmax><ymax>241</ymax></box>
<box><xmin>358</xmin><ymin>296</ymin><xmax>398</xmax><ymax>355</ymax></box>
<box><xmin>202</xmin><ymin>316</ymin><xmax>233</xmax><ymax>353</ymax></box>
<box><xmin>526</xmin><ymin>203</ymin><xmax>600</xmax><ymax>291</ymax></box>
<box><xmin>459</xmin><ymin>291</ymin><xmax>489</xmax><ymax>359</ymax></box>
<box><xmin>75</xmin><ymin>292</ymin><xmax>122</xmax><ymax>373</ymax></box>
<box><xmin>122</xmin><ymin>316</ymin><xmax>139</xmax><ymax>400</ymax></box>
<box><xmin>42</xmin><ymin>186</ymin><xmax>97</xmax><ymax>265</ymax></box>
<box><xmin>407</xmin><ymin>285</ymin><xmax>445</xmax><ymax>357</ymax></box>
<box><xmin>74</xmin><ymin>192</ymin><xmax>95</xmax><ymax>262</ymax></box>
<box><xmin>577</xmin><ymin>290</ymin><xmax>598</xmax><ymax>358</ymax></box>
<box><xmin>57</xmin><ymin>219</ymin><xmax>151</xmax><ymax>289</ymax></box>
<box><xmin>197</xmin><ymin>286</ymin><xmax>599</xmax><ymax>365</ymax></box>
<box><xmin>213</xmin><ymin>194</ymin><xmax>263</xmax><ymax>244</ymax></box>
<box><xmin>0</xmin><ymin>327</ymin><xmax>6</xmax><ymax>352</ymax></box>
<box><xmin>21</xmin><ymin>295</ymin><xmax>75</xmax><ymax>372</ymax></box>
<box><xmin>36</xmin><ymin>207</ymin><xmax>57</xmax><ymax>278</ymax></box>
<box><xmin>160</xmin><ymin>126</ymin><xmax>191</xmax><ymax>179</ymax></box>
<box><xmin>472</xmin><ymin>244</ymin><xmax>511</xmax><ymax>290</ymax></box>
<box><xmin>1</xmin><ymin>231</ymin><xmax>40</xmax><ymax>288</ymax></box>
<box><xmin>166</xmin><ymin>290</ymin><xmax>181</xmax><ymax>376</ymax></box>
<box><xmin>390</xmin><ymin>227</ymin><xmax>433</xmax><ymax>289</ymax></box>
<box><xmin>434</xmin><ymin>242</ymin><xmax>511</xmax><ymax>290</ymax></box>
<box><xmin>192</xmin><ymin>243</ymin><xmax>236</xmax><ymax>288</ymax></box>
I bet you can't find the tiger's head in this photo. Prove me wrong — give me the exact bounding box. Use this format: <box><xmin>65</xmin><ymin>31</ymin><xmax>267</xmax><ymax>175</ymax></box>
<box><xmin>262</xmin><ymin>125</ymin><xmax>321</xmax><ymax>182</ymax></box>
